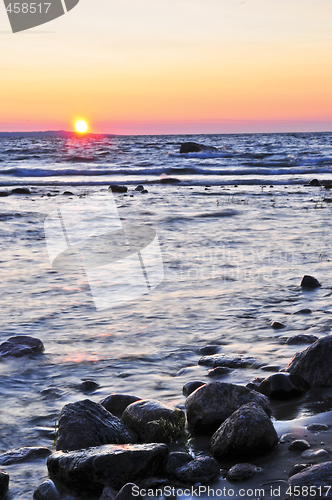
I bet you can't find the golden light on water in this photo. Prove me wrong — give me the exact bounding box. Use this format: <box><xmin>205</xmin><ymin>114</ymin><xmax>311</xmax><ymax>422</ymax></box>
<box><xmin>75</xmin><ymin>120</ymin><xmax>88</xmax><ymax>133</ymax></box>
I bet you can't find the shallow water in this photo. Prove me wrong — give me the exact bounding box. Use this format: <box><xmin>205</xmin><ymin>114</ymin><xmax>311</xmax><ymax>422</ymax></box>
<box><xmin>1</xmin><ymin>133</ymin><xmax>332</xmax><ymax>498</ymax></box>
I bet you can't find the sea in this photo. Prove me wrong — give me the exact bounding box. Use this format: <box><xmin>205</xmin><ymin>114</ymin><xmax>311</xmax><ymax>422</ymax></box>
<box><xmin>1</xmin><ymin>132</ymin><xmax>332</xmax><ymax>498</ymax></box>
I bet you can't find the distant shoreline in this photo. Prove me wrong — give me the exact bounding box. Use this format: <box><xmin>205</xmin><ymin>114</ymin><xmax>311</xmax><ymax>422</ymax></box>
<box><xmin>0</xmin><ymin>130</ymin><xmax>115</xmax><ymax>138</ymax></box>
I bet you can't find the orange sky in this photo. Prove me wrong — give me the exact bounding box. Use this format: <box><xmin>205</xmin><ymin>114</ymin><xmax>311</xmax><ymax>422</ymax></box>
<box><xmin>1</xmin><ymin>0</ymin><xmax>332</xmax><ymax>134</ymax></box>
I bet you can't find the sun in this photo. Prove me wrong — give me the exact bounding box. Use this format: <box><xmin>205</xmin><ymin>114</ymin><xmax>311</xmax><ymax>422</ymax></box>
<box><xmin>75</xmin><ymin>120</ymin><xmax>88</xmax><ymax>133</ymax></box>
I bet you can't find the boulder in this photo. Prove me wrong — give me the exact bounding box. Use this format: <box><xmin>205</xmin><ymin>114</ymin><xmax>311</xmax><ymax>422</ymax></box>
<box><xmin>300</xmin><ymin>275</ymin><xmax>321</xmax><ymax>289</ymax></box>
<box><xmin>0</xmin><ymin>335</ymin><xmax>44</xmax><ymax>358</ymax></box>
<box><xmin>286</xmin><ymin>335</ymin><xmax>318</xmax><ymax>345</ymax></box>
<box><xmin>100</xmin><ymin>394</ymin><xmax>141</xmax><ymax>417</ymax></box>
<box><xmin>56</xmin><ymin>399</ymin><xmax>136</xmax><ymax>451</ymax></box>
<box><xmin>122</xmin><ymin>399</ymin><xmax>185</xmax><ymax>443</ymax></box>
<box><xmin>256</xmin><ymin>373</ymin><xmax>309</xmax><ymax>399</ymax></box>
<box><xmin>288</xmin><ymin>440</ymin><xmax>310</xmax><ymax>452</ymax></box>
<box><xmin>0</xmin><ymin>471</ymin><xmax>9</xmax><ymax>497</ymax></box>
<box><xmin>226</xmin><ymin>463</ymin><xmax>263</xmax><ymax>482</ymax></box>
<box><xmin>198</xmin><ymin>354</ymin><xmax>257</xmax><ymax>369</ymax></box>
<box><xmin>288</xmin><ymin>461</ymin><xmax>332</xmax><ymax>499</ymax></box>
<box><xmin>285</xmin><ymin>336</ymin><xmax>332</xmax><ymax>387</ymax></box>
<box><xmin>11</xmin><ymin>187</ymin><xmax>31</xmax><ymax>194</ymax></box>
<box><xmin>165</xmin><ymin>451</ymin><xmax>193</xmax><ymax>476</ymax></box>
<box><xmin>182</xmin><ymin>381</ymin><xmax>205</xmax><ymax>397</ymax></box>
<box><xmin>179</xmin><ymin>142</ymin><xmax>217</xmax><ymax>154</ymax></box>
<box><xmin>108</xmin><ymin>185</ymin><xmax>128</xmax><ymax>193</ymax></box>
<box><xmin>0</xmin><ymin>446</ymin><xmax>51</xmax><ymax>465</ymax></box>
<box><xmin>33</xmin><ymin>479</ymin><xmax>61</xmax><ymax>500</ymax></box>
<box><xmin>174</xmin><ymin>456</ymin><xmax>220</xmax><ymax>483</ymax></box>
<box><xmin>47</xmin><ymin>443</ymin><xmax>168</xmax><ymax>492</ymax></box>
<box><xmin>211</xmin><ymin>402</ymin><xmax>278</xmax><ymax>460</ymax></box>
<box><xmin>185</xmin><ymin>381</ymin><xmax>271</xmax><ymax>433</ymax></box>
<box><xmin>0</xmin><ymin>192</ymin><xmax>10</xmax><ymax>197</ymax></box>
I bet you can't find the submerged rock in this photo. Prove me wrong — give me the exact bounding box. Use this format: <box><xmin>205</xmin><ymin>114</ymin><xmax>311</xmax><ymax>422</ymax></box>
<box><xmin>226</xmin><ymin>463</ymin><xmax>263</xmax><ymax>482</ymax></box>
<box><xmin>208</xmin><ymin>367</ymin><xmax>231</xmax><ymax>377</ymax></box>
<box><xmin>185</xmin><ymin>381</ymin><xmax>271</xmax><ymax>434</ymax></box>
<box><xmin>211</xmin><ymin>402</ymin><xmax>278</xmax><ymax>460</ymax></box>
<box><xmin>256</xmin><ymin>373</ymin><xmax>309</xmax><ymax>399</ymax></box>
<box><xmin>159</xmin><ymin>177</ymin><xmax>181</xmax><ymax>184</ymax></box>
<box><xmin>56</xmin><ymin>399</ymin><xmax>136</xmax><ymax>451</ymax></box>
<box><xmin>33</xmin><ymin>479</ymin><xmax>61</xmax><ymax>500</ymax></box>
<box><xmin>288</xmin><ymin>440</ymin><xmax>310</xmax><ymax>452</ymax></box>
<box><xmin>198</xmin><ymin>354</ymin><xmax>256</xmax><ymax>369</ymax></box>
<box><xmin>309</xmin><ymin>179</ymin><xmax>321</xmax><ymax>186</ymax></box>
<box><xmin>271</xmin><ymin>321</ymin><xmax>285</xmax><ymax>329</ymax></box>
<box><xmin>285</xmin><ymin>336</ymin><xmax>332</xmax><ymax>387</ymax></box>
<box><xmin>0</xmin><ymin>335</ymin><xmax>44</xmax><ymax>358</ymax></box>
<box><xmin>79</xmin><ymin>380</ymin><xmax>100</xmax><ymax>393</ymax></box>
<box><xmin>108</xmin><ymin>185</ymin><xmax>128</xmax><ymax>193</ymax></box>
<box><xmin>135</xmin><ymin>185</ymin><xmax>144</xmax><ymax>191</ymax></box>
<box><xmin>300</xmin><ymin>275</ymin><xmax>321</xmax><ymax>289</ymax></box>
<box><xmin>0</xmin><ymin>470</ymin><xmax>9</xmax><ymax>497</ymax></box>
<box><xmin>182</xmin><ymin>381</ymin><xmax>205</xmax><ymax>397</ymax></box>
<box><xmin>307</xmin><ymin>423</ymin><xmax>329</xmax><ymax>432</ymax></box>
<box><xmin>174</xmin><ymin>456</ymin><xmax>220</xmax><ymax>483</ymax></box>
<box><xmin>47</xmin><ymin>443</ymin><xmax>168</xmax><ymax>492</ymax></box>
<box><xmin>198</xmin><ymin>345</ymin><xmax>220</xmax><ymax>355</ymax></box>
<box><xmin>286</xmin><ymin>334</ymin><xmax>318</xmax><ymax>345</ymax></box>
<box><xmin>0</xmin><ymin>446</ymin><xmax>51</xmax><ymax>465</ymax></box>
<box><xmin>122</xmin><ymin>399</ymin><xmax>185</xmax><ymax>443</ymax></box>
<box><xmin>100</xmin><ymin>394</ymin><xmax>141</xmax><ymax>416</ymax></box>
<box><xmin>179</xmin><ymin>142</ymin><xmax>217</xmax><ymax>154</ymax></box>
<box><xmin>0</xmin><ymin>191</ymin><xmax>10</xmax><ymax>197</ymax></box>
<box><xmin>165</xmin><ymin>452</ymin><xmax>193</xmax><ymax>476</ymax></box>
<box><xmin>11</xmin><ymin>187</ymin><xmax>31</xmax><ymax>195</ymax></box>
<box><xmin>288</xmin><ymin>461</ymin><xmax>332</xmax><ymax>499</ymax></box>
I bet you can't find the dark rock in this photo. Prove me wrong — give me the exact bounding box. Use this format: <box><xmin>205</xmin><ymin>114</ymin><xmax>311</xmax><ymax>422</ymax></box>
<box><xmin>0</xmin><ymin>446</ymin><xmax>51</xmax><ymax>465</ymax></box>
<box><xmin>141</xmin><ymin>190</ymin><xmax>148</xmax><ymax>194</ymax></box>
<box><xmin>307</xmin><ymin>424</ymin><xmax>329</xmax><ymax>432</ymax></box>
<box><xmin>108</xmin><ymin>185</ymin><xmax>128</xmax><ymax>193</ymax></box>
<box><xmin>33</xmin><ymin>479</ymin><xmax>61</xmax><ymax>500</ymax></box>
<box><xmin>208</xmin><ymin>367</ymin><xmax>231</xmax><ymax>377</ymax></box>
<box><xmin>179</xmin><ymin>142</ymin><xmax>217</xmax><ymax>154</ymax></box>
<box><xmin>174</xmin><ymin>456</ymin><xmax>220</xmax><ymax>483</ymax></box>
<box><xmin>288</xmin><ymin>440</ymin><xmax>310</xmax><ymax>452</ymax></box>
<box><xmin>280</xmin><ymin>433</ymin><xmax>294</xmax><ymax>443</ymax></box>
<box><xmin>309</xmin><ymin>179</ymin><xmax>321</xmax><ymax>186</ymax></box>
<box><xmin>198</xmin><ymin>354</ymin><xmax>256</xmax><ymax>369</ymax></box>
<box><xmin>261</xmin><ymin>365</ymin><xmax>281</xmax><ymax>372</ymax></box>
<box><xmin>289</xmin><ymin>464</ymin><xmax>310</xmax><ymax>478</ymax></box>
<box><xmin>56</xmin><ymin>399</ymin><xmax>136</xmax><ymax>451</ymax></box>
<box><xmin>115</xmin><ymin>483</ymin><xmax>142</xmax><ymax>500</ymax></box>
<box><xmin>40</xmin><ymin>387</ymin><xmax>63</xmax><ymax>399</ymax></box>
<box><xmin>182</xmin><ymin>381</ymin><xmax>205</xmax><ymax>397</ymax></box>
<box><xmin>122</xmin><ymin>399</ymin><xmax>185</xmax><ymax>443</ymax></box>
<box><xmin>79</xmin><ymin>380</ymin><xmax>100</xmax><ymax>393</ymax></box>
<box><xmin>165</xmin><ymin>452</ymin><xmax>193</xmax><ymax>476</ymax></box>
<box><xmin>100</xmin><ymin>394</ymin><xmax>141</xmax><ymax>416</ymax></box>
<box><xmin>99</xmin><ymin>486</ymin><xmax>118</xmax><ymax>500</ymax></box>
<box><xmin>301</xmin><ymin>449</ymin><xmax>328</xmax><ymax>459</ymax></box>
<box><xmin>246</xmin><ymin>377</ymin><xmax>265</xmax><ymax>390</ymax></box>
<box><xmin>256</xmin><ymin>373</ymin><xmax>310</xmax><ymax>399</ymax></box>
<box><xmin>0</xmin><ymin>335</ymin><xmax>44</xmax><ymax>358</ymax></box>
<box><xmin>47</xmin><ymin>443</ymin><xmax>168</xmax><ymax>492</ymax></box>
<box><xmin>285</xmin><ymin>336</ymin><xmax>332</xmax><ymax>387</ymax></box>
<box><xmin>286</xmin><ymin>335</ymin><xmax>318</xmax><ymax>345</ymax></box>
<box><xmin>294</xmin><ymin>309</ymin><xmax>312</xmax><ymax>315</ymax></box>
<box><xmin>226</xmin><ymin>463</ymin><xmax>263</xmax><ymax>482</ymax></box>
<box><xmin>0</xmin><ymin>471</ymin><xmax>9</xmax><ymax>497</ymax></box>
<box><xmin>0</xmin><ymin>192</ymin><xmax>10</xmax><ymax>197</ymax></box>
<box><xmin>271</xmin><ymin>321</ymin><xmax>285</xmax><ymax>329</ymax></box>
<box><xmin>62</xmin><ymin>191</ymin><xmax>74</xmax><ymax>196</ymax></box>
<box><xmin>198</xmin><ymin>345</ymin><xmax>220</xmax><ymax>355</ymax></box>
<box><xmin>211</xmin><ymin>402</ymin><xmax>278</xmax><ymax>460</ymax></box>
<box><xmin>160</xmin><ymin>177</ymin><xmax>181</xmax><ymax>184</ymax></box>
<box><xmin>288</xmin><ymin>461</ymin><xmax>332</xmax><ymax>498</ymax></box>
<box><xmin>11</xmin><ymin>187</ymin><xmax>31</xmax><ymax>194</ymax></box>
<box><xmin>300</xmin><ymin>275</ymin><xmax>321</xmax><ymax>289</ymax></box>
<box><xmin>185</xmin><ymin>381</ymin><xmax>271</xmax><ymax>434</ymax></box>
<box><xmin>135</xmin><ymin>185</ymin><xmax>144</xmax><ymax>191</ymax></box>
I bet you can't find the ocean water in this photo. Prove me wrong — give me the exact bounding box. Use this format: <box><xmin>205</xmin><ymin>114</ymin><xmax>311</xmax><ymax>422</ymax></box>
<box><xmin>1</xmin><ymin>132</ymin><xmax>332</xmax><ymax>498</ymax></box>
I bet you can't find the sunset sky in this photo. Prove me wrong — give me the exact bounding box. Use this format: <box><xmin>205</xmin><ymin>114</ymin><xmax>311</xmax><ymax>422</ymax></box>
<box><xmin>1</xmin><ymin>0</ymin><xmax>332</xmax><ymax>134</ymax></box>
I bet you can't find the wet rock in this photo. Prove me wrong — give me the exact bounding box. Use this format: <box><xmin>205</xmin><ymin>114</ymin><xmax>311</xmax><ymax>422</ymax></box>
<box><xmin>288</xmin><ymin>461</ymin><xmax>332</xmax><ymax>499</ymax></box>
<box><xmin>0</xmin><ymin>471</ymin><xmax>9</xmax><ymax>497</ymax></box>
<box><xmin>289</xmin><ymin>464</ymin><xmax>311</xmax><ymax>478</ymax></box>
<box><xmin>182</xmin><ymin>381</ymin><xmax>205</xmax><ymax>397</ymax></box>
<box><xmin>294</xmin><ymin>308</ymin><xmax>312</xmax><ymax>315</ymax></box>
<box><xmin>307</xmin><ymin>423</ymin><xmax>329</xmax><ymax>432</ymax></box>
<box><xmin>135</xmin><ymin>185</ymin><xmax>144</xmax><ymax>191</ymax></box>
<box><xmin>56</xmin><ymin>399</ymin><xmax>136</xmax><ymax>451</ymax></box>
<box><xmin>198</xmin><ymin>354</ymin><xmax>256</xmax><ymax>369</ymax></box>
<box><xmin>309</xmin><ymin>179</ymin><xmax>321</xmax><ymax>186</ymax></box>
<box><xmin>179</xmin><ymin>142</ymin><xmax>217</xmax><ymax>154</ymax></box>
<box><xmin>174</xmin><ymin>456</ymin><xmax>220</xmax><ymax>483</ymax></box>
<box><xmin>208</xmin><ymin>367</ymin><xmax>231</xmax><ymax>377</ymax></box>
<box><xmin>160</xmin><ymin>177</ymin><xmax>181</xmax><ymax>184</ymax></box>
<box><xmin>198</xmin><ymin>345</ymin><xmax>220</xmax><ymax>355</ymax></box>
<box><xmin>79</xmin><ymin>380</ymin><xmax>100</xmax><ymax>393</ymax></box>
<box><xmin>261</xmin><ymin>365</ymin><xmax>281</xmax><ymax>372</ymax></box>
<box><xmin>141</xmin><ymin>190</ymin><xmax>148</xmax><ymax>194</ymax></box>
<box><xmin>256</xmin><ymin>373</ymin><xmax>309</xmax><ymax>399</ymax></box>
<box><xmin>226</xmin><ymin>463</ymin><xmax>263</xmax><ymax>482</ymax></box>
<box><xmin>211</xmin><ymin>402</ymin><xmax>278</xmax><ymax>460</ymax></box>
<box><xmin>0</xmin><ymin>335</ymin><xmax>44</xmax><ymax>358</ymax></box>
<box><xmin>301</xmin><ymin>448</ymin><xmax>328</xmax><ymax>459</ymax></box>
<box><xmin>40</xmin><ymin>387</ymin><xmax>63</xmax><ymax>399</ymax></box>
<box><xmin>285</xmin><ymin>336</ymin><xmax>332</xmax><ymax>387</ymax></box>
<box><xmin>33</xmin><ymin>479</ymin><xmax>61</xmax><ymax>500</ymax></box>
<box><xmin>286</xmin><ymin>334</ymin><xmax>318</xmax><ymax>345</ymax></box>
<box><xmin>271</xmin><ymin>321</ymin><xmax>285</xmax><ymax>329</ymax></box>
<box><xmin>246</xmin><ymin>377</ymin><xmax>265</xmax><ymax>390</ymax></box>
<box><xmin>100</xmin><ymin>394</ymin><xmax>141</xmax><ymax>416</ymax></box>
<box><xmin>115</xmin><ymin>483</ymin><xmax>142</xmax><ymax>500</ymax></box>
<box><xmin>62</xmin><ymin>191</ymin><xmax>74</xmax><ymax>196</ymax></box>
<box><xmin>300</xmin><ymin>275</ymin><xmax>321</xmax><ymax>289</ymax></box>
<box><xmin>47</xmin><ymin>443</ymin><xmax>168</xmax><ymax>492</ymax></box>
<box><xmin>0</xmin><ymin>446</ymin><xmax>51</xmax><ymax>465</ymax></box>
<box><xmin>185</xmin><ymin>381</ymin><xmax>271</xmax><ymax>434</ymax></box>
<box><xmin>99</xmin><ymin>486</ymin><xmax>118</xmax><ymax>500</ymax></box>
<box><xmin>108</xmin><ymin>185</ymin><xmax>128</xmax><ymax>193</ymax></box>
<box><xmin>11</xmin><ymin>187</ymin><xmax>31</xmax><ymax>194</ymax></box>
<box><xmin>165</xmin><ymin>452</ymin><xmax>193</xmax><ymax>476</ymax></box>
<box><xmin>288</xmin><ymin>440</ymin><xmax>310</xmax><ymax>452</ymax></box>
<box><xmin>280</xmin><ymin>433</ymin><xmax>295</xmax><ymax>443</ymax></box>
<box><xmin>122</xmin><ymin>399</ymin><xmax>185</xmax><ymax>443</ymax></box>
<box><xmin>0</xmin><ymin>192</ymin><xmax>10</xmax><ymax>197</ymax></box>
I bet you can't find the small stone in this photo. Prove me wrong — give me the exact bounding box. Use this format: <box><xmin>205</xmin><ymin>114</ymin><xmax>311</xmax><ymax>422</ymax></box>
<box><xmin>288</xmin><ymin>464</ymin><xmax>310</xmax><ymax>478</ymax></box>
<box><xmin>79</xmin><ymin>380</ymin><xmax>100</xmax><ymax>393</ymax></box>
<box><xmin>108</xmin><ymin>185</ymin><xmax>128</xmax><ymax>193</ymax></box>
<box><xmin>198</xmin><ymin>354</ymin><xmax>256</xmax><ymax>369</ymax></box>
<box><xmin>0</xmin><ymin>447</ymin><xmax>51</xmax><ymax>465</ymax></box>
<box><xmin>62</xmin><ymin>191</ymin><xmax>74</xmax><ymax>196</ymax></box>
<box><xmin>0</xmin><ymin>335</ymin><xmax>44</xmax><ymax>358</ymax></box>
<box><xmin>257</xmin><ymin>373</ymin><xmax>310</xmax><ymax>399</ymax></box>
<box><xmin>182</xmin><ymin>381</ymin><xmax>205</xmax><ymax>397</ymax></box>
<box><xmin>40</xmin><ymin>387</ymin><xmax>63</xmax><ymax>399</ymax></box>
<box><xmin>165</xmin><ymin>452</ymin><xmax>193</xmax><ymax>476</ymax></box>
<box><xmin>11</xmin><ymin>187</ymin><xmax>31</xmax><ymax>194</ymax></box>
<box><xmin>271</xmin><ymin>321</ymin><xmax>285</xmax><ymax>329</ymax></box>
<box><xmin>198</xmin><ymin>345</ymin><xmax>220</xmax><ymax>355</ymax></box>
<box><xmin>174</xmin><ymin>456</ymin><xmax>220</xmax><ymax>483</ymax></box>
<box><xmin>135</xmin><ymin>185</ymin><xmax>144</xmax><ymax>191</ymax></box>
<box><xmin>100</xmin><ymin>394</ymin><xmax>141</xmax><ymax>416</ymax></box>
<box><xmin>226</xmin><ymin>463</ymin><xmax>263</xmax><ymax>482</ymax></box>
<box><xmin>0</xmin><ymin>470</ymin><xmax>9</xmax><ymax>497</ymax></box>
<box><xmin>301</xmin><ymin>448</ymin><xmax>328</xmax><ymax>459</ymax></box>
<box><xmin>261</xmin><ymin>365</ymin><xmax>281</xmax><ymax>372</ymax></box>
<box><xmin>286</xmin><ymin>335</ymin><xmax>318</xmax><ymax>345</ymax></box>
<box><xmin>309</xmin><ymin>179</ymin><xmax>321</xmax><ymax>186</ymax></box>
<box><xmin>300</xmin><ymin>275</ymin><xmax>321</xmax><ymax>289</ymax></box>
<box><xmin>307</xmin><ymin>423</ymin><xmax>329</xmax><ymax>432</ymax></box>
<box><xmin>288</xmin><ymin>440</ymin><xmax>310</xmax><ymax>452</ymax></box>
<box><xmin>280</xmin><ymin>433</ymin><xmax>294</xmax><ymax>443</ymax></box>
<box><xmin>160</xmin><ymin>177</ymin><xmax>181</xmax><ymax>184</ymax></box>
<box><xmin>294</xmin><ymin>309</ymin><xmax>312</xmax><ymax>315</ymax></box>
<box><xmin>33</xmin><ymin>479</ymin><xmax>61</xmax><ymax>500</ymax></box>
<box><xmin>141</xmin><ymin>190</ymin><xmax>149</xmax><ymax>194</ymax></box>
<box><xmin>179</xmin><ymin>142</ymin><xmax>217</xmax><ymax>154</ymax></box>
<box><xmin>0</xmin><ymin>191</ymin><xmax>10</xmax><ymax>197</ymax></box>
<box><xmin>246</xmin><ymin>377</ymin><xmax>265</xmax><ymax>390</ymax></box>
<box><xmin>208</xmin><ymin>366</ymin><xmax>231</xmax><ymax>377</ymax></box>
